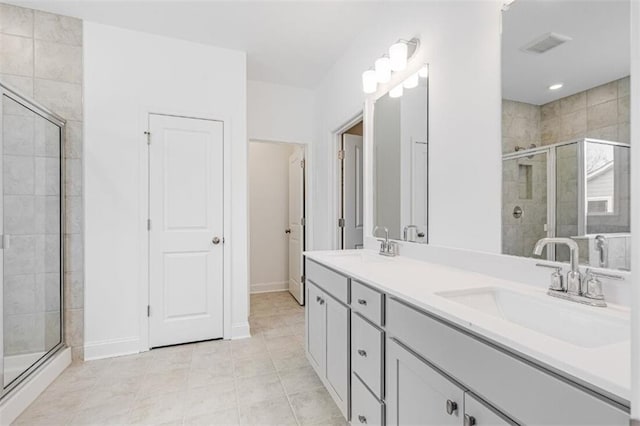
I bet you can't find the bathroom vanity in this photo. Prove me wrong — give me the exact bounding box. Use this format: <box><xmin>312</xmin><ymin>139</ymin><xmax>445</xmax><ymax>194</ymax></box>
<box><xmin>304</xmin><ymin>250</ymin><xmax>630</xmax><ymax>426</ymax></box>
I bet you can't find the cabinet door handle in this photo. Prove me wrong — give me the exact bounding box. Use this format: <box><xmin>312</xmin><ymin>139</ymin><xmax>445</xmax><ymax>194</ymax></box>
<box><xmin>357</xmin><ymin>299</ymin><xmax>367</xmax><ymax>306</ymax></box>
<box><xmin>446</xmin><ymin>400</ymin><xmax>458</xmax><ymax>415</ymax></box>
<box><xmin>464</xmin><ymin>414</ymin><xmax>476</xmax><ymax>426</ymax></box>
<box><xmin>316</xmin><ymin>296</ymin><xmax>321</xmax><ymax>303</ymax></box>
<box><xmin>357</xmin><ymin>349</ymin><xmax>367</xmax><ymax>357</ymax></box>
<box><xmin>357</xmin><ymin>415</ymin><xmax>367</xmax><ymax>424</ymax></box>
<box><xmin>319</xmin><ymin>298</ymin><xmax>325</xmax><ymax>305</ymax></box>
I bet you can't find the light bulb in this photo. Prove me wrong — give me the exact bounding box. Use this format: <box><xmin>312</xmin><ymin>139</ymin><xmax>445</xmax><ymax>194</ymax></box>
<box><xmin>375</xmin><ymin>57</ymin><xmax>391</xmax><ymax>83</ymax></box>
<box><xmin>362</xmin><ymin>70</ymin><xmax>377</xmax><ymax>94</ymax></box>
<box><xmin>418</xmin><ymin>65</ymin><xmax>429</xmax><ymax>78</ymax></box>
<box><xmin>403</xmin><ymin>72</ymin><xmax>419</xmax><ymax>89</ymax></box>
<box><xmin>389</xmin><ymin>84</ymin><xmax>403</xmax><ymax>98</ymax></box>
<box><xmin>389</xmin><ymin>42</ymin><xmax>408</xmax><ymax>71</ymax></box>
<box><xmin>549</xmin><ymin>83</ymin><xmax>563</xmax><ymax>91</ymax></box>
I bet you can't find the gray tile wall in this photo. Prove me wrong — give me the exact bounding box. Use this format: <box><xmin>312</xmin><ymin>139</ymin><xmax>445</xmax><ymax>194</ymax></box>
<box><xmin>540</xmin><ymin>77</ymin><xmax>630</xmax><ymax>146</ymax></box>
<box><xmin>0</xmin><ymin>3</ymin><xmax>84</xmax><ymax>361</ymax></box>
<box><xmin>502</xmin><ymin>100</ymin><xmax>540</xmax><ymax>154</ymax></box>
<box><xmin>502</xmin><ymin>77</ymin><xmax>630</xmax><ymax>154</ymax></box>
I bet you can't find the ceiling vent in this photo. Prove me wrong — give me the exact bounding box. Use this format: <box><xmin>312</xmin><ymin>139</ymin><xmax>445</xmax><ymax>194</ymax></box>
<box><xmin>521</xmin><ymin>32</ymin><xmax>572</xmax><ymax>54</ymax></box>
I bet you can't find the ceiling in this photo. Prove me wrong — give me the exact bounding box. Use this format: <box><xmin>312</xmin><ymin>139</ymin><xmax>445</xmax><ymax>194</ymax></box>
<box><xmin>502</xmin><ymin>0</ymin><xmax>630</xmax><ymax>105</ymax></box>
<box><xmin>7</xmin><ymin>0</ymin><xmax>389</xmax><ymax>89</ymax></box>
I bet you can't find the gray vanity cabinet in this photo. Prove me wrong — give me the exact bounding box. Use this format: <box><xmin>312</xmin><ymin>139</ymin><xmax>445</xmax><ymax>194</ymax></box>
<box><xmin>305</xmin><ymin>263</ymin><xmax>350</xmax><ymax>418</ymax></box>
<box><xmin>306</xmin><ymin>283</ymin><xmax>326</xmax><ymax>372</ymax></box>
<box><xmin>387</xmin><ymin>338</ymin><xmax>465</xmax><ymax>426</ymax></box>
<box><xmin>464</xmin><ymin>393</ymin><xmax>513</xmax><ymax>426</ymax></box>
<box><xmin>304</xmin><ymin>257</ymin><xmax>629</xmax><ymax>426</ymax></box>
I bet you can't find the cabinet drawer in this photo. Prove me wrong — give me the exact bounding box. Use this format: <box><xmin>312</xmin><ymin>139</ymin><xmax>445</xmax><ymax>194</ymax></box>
<box><xmin>305</xmin><ymin>259</ymin><xmax>348</xmax><ymax>304</ymax></box>
<box><xmin>387</xmin><ymin>298</ymin><xmax>629</xmax><ymax>425</ymax></box>
<box><xmin>351</xmin><ymin>280</ymin><xmax>384</xmax><ymax>325</ymax></box>
<box><xmin>352</xmin><ymin>313</ymin><xmax>384</xmax><ymax>398</ymax></box>
<box><xmin>352</xmin><ymin>373</ymin><xmax>384</xmax><ymax>426</ymax></box>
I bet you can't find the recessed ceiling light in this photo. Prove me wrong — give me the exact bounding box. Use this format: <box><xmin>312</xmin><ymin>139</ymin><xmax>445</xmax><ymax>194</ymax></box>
<box><xmin>549</xmin><ymin>83</ymin><xmax>563</xmax><ymax>91</ymax></box>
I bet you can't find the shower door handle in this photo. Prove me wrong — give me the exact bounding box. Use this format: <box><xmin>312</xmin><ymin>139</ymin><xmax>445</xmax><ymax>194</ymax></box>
<box><xmin>0</xmin><ymin>235</ymin><xmax>9</xmax><ymax>249</ymax></box>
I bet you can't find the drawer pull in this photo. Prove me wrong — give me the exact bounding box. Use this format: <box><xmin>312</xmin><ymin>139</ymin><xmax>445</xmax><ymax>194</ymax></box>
<box><xmin>464</xmin><ymin>414</ymin><xmax>476</xmax><ymax>426</ymax></box>
<box><xmin>357</xmin><ymin>349</ymin><xmax>367</xmax><ymax>357</ymax></box>
<box><xmin>358</xmin><ymin>415</ymin><xmax>367</xmax><ymax>424</ymax></box>
<box><xmin>446</xmin><ymin>400</ymin><xmax>458</xmax><ymax>415</ymax></box>
<box><xmin>357</xmin><ymin>298</ymin><xmax>367</xmax><ymax>306</ymax></box>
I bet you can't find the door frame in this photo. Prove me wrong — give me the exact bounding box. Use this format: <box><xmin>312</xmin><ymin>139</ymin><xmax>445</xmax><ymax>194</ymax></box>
<box><xmin>247</xmin><ymin>139</ymin><xmax>309</xmax><ymax>309</ymax></box>
<box><xmin>331</xmin><ymin>113</ymin><xmax>363</xmax><ymax>250</ymax></box>
<box><xmin>138</xmin><ymin>107</ymin><xmax>232</xmax><ymax>352</ymax></box>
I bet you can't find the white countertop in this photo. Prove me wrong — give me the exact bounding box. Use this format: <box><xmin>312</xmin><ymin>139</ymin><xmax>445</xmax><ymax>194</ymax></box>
<box><xmin>304</xmin><ymin>249</ymin><xmax>631</xmax><ymax>404</ymax></box>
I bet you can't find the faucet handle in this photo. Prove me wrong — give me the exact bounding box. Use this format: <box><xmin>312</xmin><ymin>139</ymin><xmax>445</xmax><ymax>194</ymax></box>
<box><xmin>536</xmin><ymin>263</ymin><xmax>564</xmax><ymax>291</ymax></box>
<box><xmin>583</xmin><ymin>269</ymin><xmax>622</xmax><ymax>302</ymax></box>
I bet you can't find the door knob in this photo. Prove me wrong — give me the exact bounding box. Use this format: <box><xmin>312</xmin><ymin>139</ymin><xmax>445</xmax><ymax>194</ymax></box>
<box><xmin>212</xmin><ymin>236</ymin><xmax>221</xmax><ymax>245</ymax></box>
<box><xmin>285</xmin><ymin>229</ymin><xmax>291</xmax><ymax>234</ymax></box>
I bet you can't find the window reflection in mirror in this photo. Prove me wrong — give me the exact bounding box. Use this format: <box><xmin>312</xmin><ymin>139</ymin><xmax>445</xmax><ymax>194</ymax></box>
<box><xmin>501</xmin><ymin>0</ymin><xmax>631</xmax><ymax>271</ymax></box>
<box><xmin>373</xmin><ymin>76</ymin><xmax>428</xmax><ymax>243</ymax></box>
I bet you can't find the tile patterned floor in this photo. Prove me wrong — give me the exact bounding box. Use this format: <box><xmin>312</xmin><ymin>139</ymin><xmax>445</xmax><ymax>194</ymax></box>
<box><xmin>14</xmin><ymin>292</ymin><xmax>345</xmax><ymax>426</ymax></box>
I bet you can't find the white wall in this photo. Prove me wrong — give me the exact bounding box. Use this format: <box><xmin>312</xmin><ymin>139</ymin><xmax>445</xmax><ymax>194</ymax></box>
<box><xmin>83</xmin><ymin>22</ymin><xmax>248</xmax><ymax>359</ymax></box>
<box><xmin>248</xmin><ymin>80</ymin><xmax>314</xmax><ymax>144</ymax></box>
<box><xmin>249</xmin><ymin>142</ymin><xmax>293</xmax><ymax>293</ymax></box>
<box><xmin>630</xmin><ymin>0</ymin><xmax>639</xmax><ymax>419</ymax></box>
<box><xmin>247</xmin><ymin>79</ymin><xmax>315</xmax><ymax>249</ymax></box>
<box><xmin>312</xmin><ymin>1</ymin><xmax>502</xmax><ymax>253</ymax></box>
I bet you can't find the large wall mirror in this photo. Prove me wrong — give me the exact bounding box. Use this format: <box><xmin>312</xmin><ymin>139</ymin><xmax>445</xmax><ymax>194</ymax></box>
<box><xmin>501</xmin><ymin>0</ymin><xmax>631</xmax><ymax>271</ymax></box>
<box><xmin>373</xmin><ymin>76</ymin><xmax>429</xmax><ymax>243</ymax></box>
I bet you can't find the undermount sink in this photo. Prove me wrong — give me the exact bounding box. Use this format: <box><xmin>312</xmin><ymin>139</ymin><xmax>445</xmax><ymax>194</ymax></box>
<box><xmin>436</xmin><ymin>287</ymin><xmax>629</xmax><ymax>348</ymax></box>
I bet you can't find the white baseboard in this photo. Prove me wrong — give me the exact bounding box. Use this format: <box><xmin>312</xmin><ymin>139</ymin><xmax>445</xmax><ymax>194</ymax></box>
<box><xmin>84</xmin><ymin>337</ymin><xmax>140</xmax><ymax>361</ymax></box>
<box><xmin>231</xmin><ymin>321</ymin><xmax>251</xmax><ymax>339</ymax></box>
<box><xmin>250</xmin><ymin>281</ymin><xmax>288</xmax><ymax>294</ymax></box>
<box><xmin>0</xmin><ymin>347</ymin><xmax>71</xmax><ymax>425</ymax></box>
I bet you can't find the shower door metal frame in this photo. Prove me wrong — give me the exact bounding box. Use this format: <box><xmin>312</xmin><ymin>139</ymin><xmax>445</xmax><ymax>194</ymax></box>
<box><xmin>502</xmin><ymin>137</ymin><xmax>632</xmax><ymax>263</ymax></box>
<box><xmin>502</xmin><ymin>147</ymin><xmax>556</xmax><ymax>260</ymax></box>
<box><xmin>0</xmin><ymin>81</ymin><xmax>66</xmax><ymax>399</ymax></box>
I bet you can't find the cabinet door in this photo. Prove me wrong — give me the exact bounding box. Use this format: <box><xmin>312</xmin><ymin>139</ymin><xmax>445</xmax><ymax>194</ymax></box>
<box><xmin>326</xmin><ymin>295</ymin><xmax>349</xmax><ymax>415</ymax></box>
<box><xmin>464</xmin><ymin>393</ymin><xmax>514</xmax><ymax>426</ymax></box>
<box><xmin>387</xmin><ymin>338</ymin><xmax>464</xmax><ymax>426</ymax></box>
<box><xmin>306</xmin><ymin>283</ymin><xmax>326</xmax><ymax>373</ymax></box>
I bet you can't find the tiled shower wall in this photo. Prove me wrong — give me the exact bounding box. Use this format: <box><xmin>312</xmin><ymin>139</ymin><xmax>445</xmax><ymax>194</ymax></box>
<box><xmin>502</xmin><ymin>76</ymin><xmax>631</xmax><ymax>154</ymax></box>
<box><xmin>0</xmin><ymin>3</ymin><xmax>84</xmax><ymax>361</ymax></box>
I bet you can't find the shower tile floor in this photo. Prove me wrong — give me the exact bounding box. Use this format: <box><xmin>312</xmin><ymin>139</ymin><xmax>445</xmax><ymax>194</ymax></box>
<box><xmin>14</xmin><ymin>292</ymin><xmax>344</xmax><ymax>426</ymax></box>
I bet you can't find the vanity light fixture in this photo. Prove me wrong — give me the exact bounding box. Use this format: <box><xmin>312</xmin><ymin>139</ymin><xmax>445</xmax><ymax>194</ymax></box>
<box><xmin>389</xmin><ymin>84</ymin><xmax>403</xmax><ymax>98</ymax></box>
<box><xmin>403</xmin><ymin>72</ymin><xmax>419</xmax><ymax>89</ymax></box>
<box><xmin>375</xmin><ymin>57</ymin><xmax>392</xmax><ymax>83</ymax></box>
<box><xmin>389</xmin><ymin>42</ymin><xmax>408</xmax><ymax>71</ymax></box>
<box><xmin>361</xmin><ymin>37</ymin><xmax>420</xmax><ymax>94</ymax></box>
<box><xmin>362</xmin><ymin>69</ymin><xmax>377</xmax><ymax>94</ymax></box>
<box><xmin>549</xmin><ymin>83</ymin><xmax>563</xmax><ymax>90</ymax></box>
<box><xmin>418</xmin><ymin>64</ymin><xmax>429</xmax><ymax>78</ymax></box>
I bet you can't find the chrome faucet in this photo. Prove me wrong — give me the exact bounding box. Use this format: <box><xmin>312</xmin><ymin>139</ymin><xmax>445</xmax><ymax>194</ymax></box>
<box><xmin>533</xmin><ymin>237</ymin><xmax>617</xmax><ymax>307</ymax></box>
<box><xmin>403</xmin><ymin>225</ymin><xmax>419</xmax><ymax>242</ymax></box>
<box><xmin>533</xmin><ymin>237</ymin><xmax>581</xmax><ymax>295</ymax></box>
<box><xmin>373</xmin><ymin>226</ymin><xmax>397</xmax><ymax>257</ymax></box>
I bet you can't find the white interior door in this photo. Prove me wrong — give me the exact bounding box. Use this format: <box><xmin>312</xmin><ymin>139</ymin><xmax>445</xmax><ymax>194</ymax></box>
<box><xmin>288</xmin><ymin>148</ymin><xmax>305</xmax><ymax>305</ymax></box>
<box><xmin>149</xmin><ymin>114</ymin><xmax>224</xmax><ymax>348</ymax></box>
<box><xmin>411</xmin><ymin>141</ymin><xmax>428</xmax><ymax>242</ymax></box>
<box><xmin>343</xmin><ymin>134</ymin><xmax>364</xmax><ymax>249</ymax></box>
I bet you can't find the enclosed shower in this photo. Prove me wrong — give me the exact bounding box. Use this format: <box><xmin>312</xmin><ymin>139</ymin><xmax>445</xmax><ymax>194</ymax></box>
<box><xmin>0</xmin><ymin>82</ymin><xmax>65</xmax><ymax>396</ymax></box>
<box><xmin>502</xmin><ymin>138</ymin><xmax>631</xmax><ymax>270</ymax></box>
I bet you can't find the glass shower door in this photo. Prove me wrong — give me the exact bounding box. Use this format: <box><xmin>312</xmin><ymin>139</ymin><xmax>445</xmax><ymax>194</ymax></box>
<box><xmin>502</xmin><ymin>150</ymin><xmax>549</xmax><ymax>258</ymax></box>
<box><xmin>2</xmin><ymin>92</ymin><xmax>63</xmax><ymax>390</ymax></box>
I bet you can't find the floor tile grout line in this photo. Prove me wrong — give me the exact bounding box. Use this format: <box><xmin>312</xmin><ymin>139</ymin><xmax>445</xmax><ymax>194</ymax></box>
<box><xmin>263</xmin><ymin>301</ymin><xmax>302</xmax><ymax>426</ymax></box>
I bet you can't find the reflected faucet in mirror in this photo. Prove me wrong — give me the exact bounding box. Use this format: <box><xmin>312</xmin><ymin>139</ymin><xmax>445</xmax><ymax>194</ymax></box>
<box><xmin>373</xmin><ymin>226</ymin><xmax>397</xmax><ymax>257</ymax></box>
